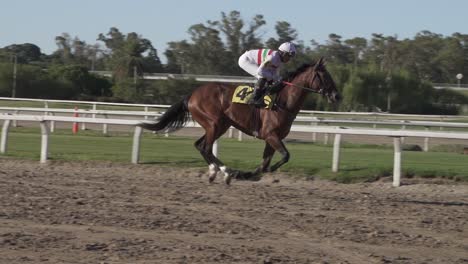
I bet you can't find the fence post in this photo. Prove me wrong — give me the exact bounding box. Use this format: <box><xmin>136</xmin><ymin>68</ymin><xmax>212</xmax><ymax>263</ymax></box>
<box><xmin>423</xmin><ymin>127</ymin><xmax>429</xmax><ymax>152</ymax></box>
<box><xmin>311</xmin><ymin>121</ymin><xmax>318</xmax><ymax>142</ymax></box>
<box><xmin>92</xmin><ymin>104</ymin><xmax>97</xmax><ymax>119</ymax></box>
<box><xmin>44</xmin><ymin>103</ymin><xmax>51</xmax><ymax>131</ymax></box>
<box><xmin>213</xmin><ymin>140</ymin><xmax>219</xmax><ymax>157</ymax></box>
<box><xmin>49</xmin><ymin>113</ymin><xmax>55</xmax><ymax>133</ymax></box>
<box><xmin>131</xmin><ymin>126</ymin><xmax>143</xmax><ymax>164</ymax></box>
<box><xmin>12</xmin><ymin>110</ymin><xmax>18</xmax><ymax>127</ymax></box>
<box><xmin>332</xmin><ymin>134</ymin><xmax>342</xmax><ymax>172</ymax></box>
<box><xmin>393</xmin><ymin>137</ymin><xmax>402</xmax><ymax>187</ymax></box>
<box><xmin>40</xmin><ymin>121</ymin><xmax>49</xmax><ymax>163</ymax></box>
<box><xmin>1</xmin><ymin>120</ymin><xmax>11</xmax><ymax>153</ymax></box>
<box><xmin>400</xmin><ymin>125</ymin><xmax>406</xmax><ymax>144</ymax></box>
<box><xmin>102</xmin><ymin>114</ymin><xmax>108</xmax><ymax>135</ymax></box>
<box><xmin>81</xmin><ymin>113</ymin><xmax>87</xmax><ymax>131</ymax></box>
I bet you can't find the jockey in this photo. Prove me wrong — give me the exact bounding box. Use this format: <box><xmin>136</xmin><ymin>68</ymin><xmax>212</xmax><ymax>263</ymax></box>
<box><xmin>238</xmin><ymin>42</ymin><xmax>296</xmax><ymax>107</ymax></box>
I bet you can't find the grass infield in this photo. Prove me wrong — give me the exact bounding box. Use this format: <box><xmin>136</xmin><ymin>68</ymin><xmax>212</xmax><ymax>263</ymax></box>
<box><xmin>3</xmin><ymin>127</ymin><xmax>468</xmax><ymax>183</ymax></box>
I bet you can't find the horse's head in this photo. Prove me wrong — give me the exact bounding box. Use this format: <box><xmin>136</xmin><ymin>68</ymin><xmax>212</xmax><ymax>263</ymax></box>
<box><xmin>309</xmin><ymin>57</ymin><xmax>341</xmax><ymax>104</ymax></box>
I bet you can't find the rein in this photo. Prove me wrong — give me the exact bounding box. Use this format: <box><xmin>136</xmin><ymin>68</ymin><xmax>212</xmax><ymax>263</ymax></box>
<box><xmin>281</xmin><ymin>72</ymin><xmax>324</xmax><ymax>95</ymax></box>
<box><xmin>282</xmin><ymin>81</ymin><xmax>321</xmax><ymax>94</ymax></box>
<box><xmin>274</xmin><ymin>67</ymin><xmax>326</xmax><ymax>118</ymax></box>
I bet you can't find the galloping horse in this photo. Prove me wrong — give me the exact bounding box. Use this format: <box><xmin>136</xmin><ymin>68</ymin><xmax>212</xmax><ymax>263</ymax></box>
<box><xmin>139</xmin><ymin>58</ymin><xmax>341</xmax><ymax>184</ymax></box>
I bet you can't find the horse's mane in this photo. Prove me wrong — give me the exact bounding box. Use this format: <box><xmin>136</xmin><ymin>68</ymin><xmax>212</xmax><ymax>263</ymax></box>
<box><xmin>284</xmin><ymin>63</ymin><xmax>313</xmax><ymax>81</ymax></box>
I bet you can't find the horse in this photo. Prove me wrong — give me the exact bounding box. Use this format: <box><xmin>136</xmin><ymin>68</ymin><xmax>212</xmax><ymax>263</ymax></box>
<box><xmin>139</xmin><ymin>57</ymin><xmax>341</xmax><ymax>184</ymax></box>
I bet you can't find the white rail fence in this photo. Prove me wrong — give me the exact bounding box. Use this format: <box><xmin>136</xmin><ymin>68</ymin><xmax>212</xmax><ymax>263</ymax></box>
<box><xmin>2</xmin><ymin>96</ymin><xmax>468</xmax><ymax>121</ymax></box>
<box><xmin>2</xmin><ymin>114</ymin><xmax>468</xmax><ymax>187</ymax></box>
<box><xmin>3</xmin><ymin>106</ymin><xmax>468</xmax><ymax>151</ymax></box>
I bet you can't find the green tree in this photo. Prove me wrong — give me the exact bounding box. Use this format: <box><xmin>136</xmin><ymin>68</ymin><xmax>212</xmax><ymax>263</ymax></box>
<box><xmin>216</xmin><ymin>11</ymin><xmax>266</xmax><ymax>74</ymax></box>
<box><xmin>321</xmin><ymin>34</ymin><xmax>353</xmax><ymax>65</ymax></box>
<box><xmin>0</xmin><ymin>62</ymin><xmax>77</xmax><ymax>99</ymax></box>
<box><xmin>48</xmin><ymin>65</ymin><xmax>112</xmax><ymax>97</ymax></box>
<box><xmin>51</xmin><ymin>33</ymin><xmax>105</xmax><ymax>70</ymax></box>
<box><xmin>98</xmin><ymin>27</ymin><xmax>163</xmax><ymax>101</ymax></box>
<box><xmin>265</xmin><ymin>21</ymin><xmax>298</xmax><ymax>49</ymax></box>
<box><xmin>0</xmin><ymin>43</ymin><xmax>42</xmax><ymax>64</ymax></box>
<box><xmin>98</xmin><ymin>27</ymin><xmax>162</xmax><ymax>80</ymax></box>
<box><xmin>344</xmin><ymin>37</ymin><xmax>367</xmax><ymax>68</ymax></box>
<box><xmin>165</xmin><ymin>11</ymin><xmax>267</xmax><ymax>75</ymax></box>
<box><xmin>166</xmin><ymin>23</ymin><xmax>227</xmax><ymax>75</ymax></box>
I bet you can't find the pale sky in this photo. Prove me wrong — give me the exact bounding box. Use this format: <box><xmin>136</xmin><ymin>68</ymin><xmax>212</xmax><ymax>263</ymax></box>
<box><xmin>1</xmin><ymin>0</ymin><xmax>467</xmax><ymax>62</ymax></box>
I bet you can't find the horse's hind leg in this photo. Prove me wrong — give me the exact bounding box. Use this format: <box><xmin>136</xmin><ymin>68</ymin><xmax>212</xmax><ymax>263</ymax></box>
<box><xmin>194</xmin><ymin>135</ymin><xmax>219</xmax><ymax>182</ymax></box>
<box><xmin>201</xmin><ymin>123</ymin><xmax>233</xmax><ymax>184</ymax></box>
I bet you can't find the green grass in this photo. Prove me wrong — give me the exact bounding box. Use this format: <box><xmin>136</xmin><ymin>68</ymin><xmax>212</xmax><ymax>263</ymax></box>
<box><xmin>3</xmin><ymin>128</ymin><xmax>468</xmax><ymax>183</ymax></box>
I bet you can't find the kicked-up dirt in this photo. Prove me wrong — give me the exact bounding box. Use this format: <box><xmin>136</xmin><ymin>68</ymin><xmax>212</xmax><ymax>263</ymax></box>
<box><xmin>0</xmin><ymin>158</ymin><xmax>467</xmax><ymax>264</ymax></box>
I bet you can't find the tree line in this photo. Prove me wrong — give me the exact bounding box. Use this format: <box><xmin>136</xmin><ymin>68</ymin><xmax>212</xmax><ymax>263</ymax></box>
<box><xmin>0</xmin><ymin>10</ymin><xmax>467</xmax><ymax>114</ymax></box>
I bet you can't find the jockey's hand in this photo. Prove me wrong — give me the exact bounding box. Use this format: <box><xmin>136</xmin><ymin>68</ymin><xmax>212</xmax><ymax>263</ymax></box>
<box><xmin>272</xmin><ymin>78</ymin><xmax>283</xmax><ymax>86</ymax></box>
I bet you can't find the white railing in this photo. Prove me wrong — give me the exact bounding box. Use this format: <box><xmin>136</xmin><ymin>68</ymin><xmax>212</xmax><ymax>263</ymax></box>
<box><xmin>289</xmin><ymin>125</ymin><xmax>468</xmax><ymax>187</ymax></box>
<box><xmin>2</xmin><ymin>114</ymin><xmax>468</xmax><ymax>187</ymax></box>
<box><xmin>0</xmin><ymin>114</ymin><xmax>201</xmax><ymax>164</ymax></box>
<box><xmin>433</xmin><ymin>83</ymin><xmax>468</xmax><ymax>90</ymax></box>
<box><xmin>2</xmin><ymin>96</ymin><xmax>468</xmax><ymax>122</ymax></box>
<box><xmin>7</xmin><ymin>106</ymin><xmax>468</xmax><ymax>125</ymax></box>
<box><xmin>2</xmin><ymin>106</ymin><xmax>468</xmax><ymax>151</ymax></box>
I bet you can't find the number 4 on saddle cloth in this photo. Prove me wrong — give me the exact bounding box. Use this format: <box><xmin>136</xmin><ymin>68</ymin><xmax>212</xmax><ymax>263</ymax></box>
<box><xmin>232</xmin><ymin>85</ymin><xmax>276</xmax><ymax>109</ymax></box>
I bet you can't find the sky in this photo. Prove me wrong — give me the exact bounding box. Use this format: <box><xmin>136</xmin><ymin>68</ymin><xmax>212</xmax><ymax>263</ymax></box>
<box><xmin>2</xmin><ymin>0</ymin><xmax>468</xmax><ymax>63</ymax></box>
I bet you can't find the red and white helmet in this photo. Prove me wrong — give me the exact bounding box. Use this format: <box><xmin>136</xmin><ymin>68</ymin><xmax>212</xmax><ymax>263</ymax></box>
<box><xmin>278</xmin><ymin>42</ymin><xmax>296</xmax><ymax>56</ymax></box>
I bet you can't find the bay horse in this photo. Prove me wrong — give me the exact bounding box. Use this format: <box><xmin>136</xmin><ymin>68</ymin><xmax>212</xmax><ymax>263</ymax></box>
<box><xmin>139</xmin><ymin>57</ymin><xmax>341</xmax><ymax>184</ymax></box>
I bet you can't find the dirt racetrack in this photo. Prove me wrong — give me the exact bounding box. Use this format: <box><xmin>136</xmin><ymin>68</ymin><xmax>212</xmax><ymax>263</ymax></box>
<box><xmin>1</xmin><ymin>158</ymin><xmax>468</xmax><ymax>264</ymax></box>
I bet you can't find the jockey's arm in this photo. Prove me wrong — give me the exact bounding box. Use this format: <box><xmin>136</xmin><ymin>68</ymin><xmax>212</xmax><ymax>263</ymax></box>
<box><xmin>257</xmin><ymin>59</ymin><xmax>277</xmax><ymax>81</ymax></box>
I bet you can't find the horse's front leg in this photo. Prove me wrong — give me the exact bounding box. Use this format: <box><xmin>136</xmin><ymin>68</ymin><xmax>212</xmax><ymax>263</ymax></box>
<box><xmin>264</xmin><ymin>136</ymin><xmax>290</xmax><ymax>172</ymax></box>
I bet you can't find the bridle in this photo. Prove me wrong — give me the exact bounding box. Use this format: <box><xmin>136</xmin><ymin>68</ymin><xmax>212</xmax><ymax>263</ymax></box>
<box><xmin>274</xmin><ymin>67</ymin><xmax>328</xmax><ymax>119</ymax></box>
<box><xmin>282</xmin><ymin>68</ymin><xmax>327</xmax><ymax>95</ymax></box>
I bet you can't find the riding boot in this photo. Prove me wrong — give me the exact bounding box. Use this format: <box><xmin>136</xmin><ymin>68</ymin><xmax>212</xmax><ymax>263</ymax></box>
<box><xmin>250</xmin><ymin>78</ymin><xmax>267</xmax><ymax>107</ymax></box>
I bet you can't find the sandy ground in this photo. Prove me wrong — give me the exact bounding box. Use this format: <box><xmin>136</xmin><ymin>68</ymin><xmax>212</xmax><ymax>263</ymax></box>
<box><xmin>1</xmin><ymin>158</ymin><xmax>468</xmax><ymax>264</ymax></box>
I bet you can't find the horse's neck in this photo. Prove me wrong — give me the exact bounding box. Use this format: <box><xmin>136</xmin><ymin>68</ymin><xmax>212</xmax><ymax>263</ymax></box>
<box><xmin>279</xmin><ymin>78</ymin><xmax>308</xmax><ymax>116</ymax></box>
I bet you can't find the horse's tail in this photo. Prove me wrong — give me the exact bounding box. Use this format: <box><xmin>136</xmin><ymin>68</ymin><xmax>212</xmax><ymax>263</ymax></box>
<box><xmin>139</xmin><ymin>95</ymin><xmax>191</xmax><ymax>133</ymax></box>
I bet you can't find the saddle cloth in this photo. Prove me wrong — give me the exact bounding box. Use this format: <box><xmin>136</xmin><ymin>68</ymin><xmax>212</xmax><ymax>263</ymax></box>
<box><xmin>231</xmin><ymin>85</ymin><xmax>274</xmax><ymax>109</ymax></box>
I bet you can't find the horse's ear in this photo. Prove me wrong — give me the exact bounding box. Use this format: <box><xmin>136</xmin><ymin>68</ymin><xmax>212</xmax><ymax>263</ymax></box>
<box><xmin>321</xmin><ymin>57</ymin><xmax>327</xmax><ymax>66</ymax></box>
<box><xmin>314</xmin><ymin>57</ymin><xmax>324</xmax><ymax>69</ymax></box>
<box><xmin>318</xmin><ymin>57</ymin><xmax>324</xmax><ymax>64</ymax></box>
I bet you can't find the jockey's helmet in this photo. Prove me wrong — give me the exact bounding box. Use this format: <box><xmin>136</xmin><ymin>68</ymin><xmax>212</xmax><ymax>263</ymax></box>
<box><xmin>278</xmin><ymin>42</ymin><xmax>296</xmax><ymax>57</ymax></box>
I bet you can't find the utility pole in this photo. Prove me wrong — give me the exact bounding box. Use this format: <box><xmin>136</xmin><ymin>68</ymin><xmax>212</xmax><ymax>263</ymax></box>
<box><xmin>12</xmin><ymin>54</ymin><xmax>17</xmax><ymax>98</ymax></box>
<box><xmin>385</xmin><ymin>75</ymin><xmax>392</xmax><ymax>113</ymax></box>
<box><xmin>456</xmin><ymin>73</ymin><xmax>463</xmax><ymax>87</ymax></box>
<box><xmin>178</xmin><ymin>51</ymin><xmax>185</xmax><ymax>74</ymax></box>
<box><xmin>133</xmin><ymin>66</ymin><xmax>137</xmax><ymax>84</ymax></box>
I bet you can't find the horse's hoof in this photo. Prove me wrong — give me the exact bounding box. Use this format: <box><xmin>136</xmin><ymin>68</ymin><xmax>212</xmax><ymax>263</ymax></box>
<box><xmin>224</xmin><ymin>174</ymin><xmax>232</xmax><ymax>185</ymax></box>
<box><xmin>208</xmin><ymin>164</ymin><xmax>218</xmax><ymax>183</ymax></box>
<box><xmin>208</xmin><ymin>175</ymin><xmax>216</xmax><ymax>183</ymax></box>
